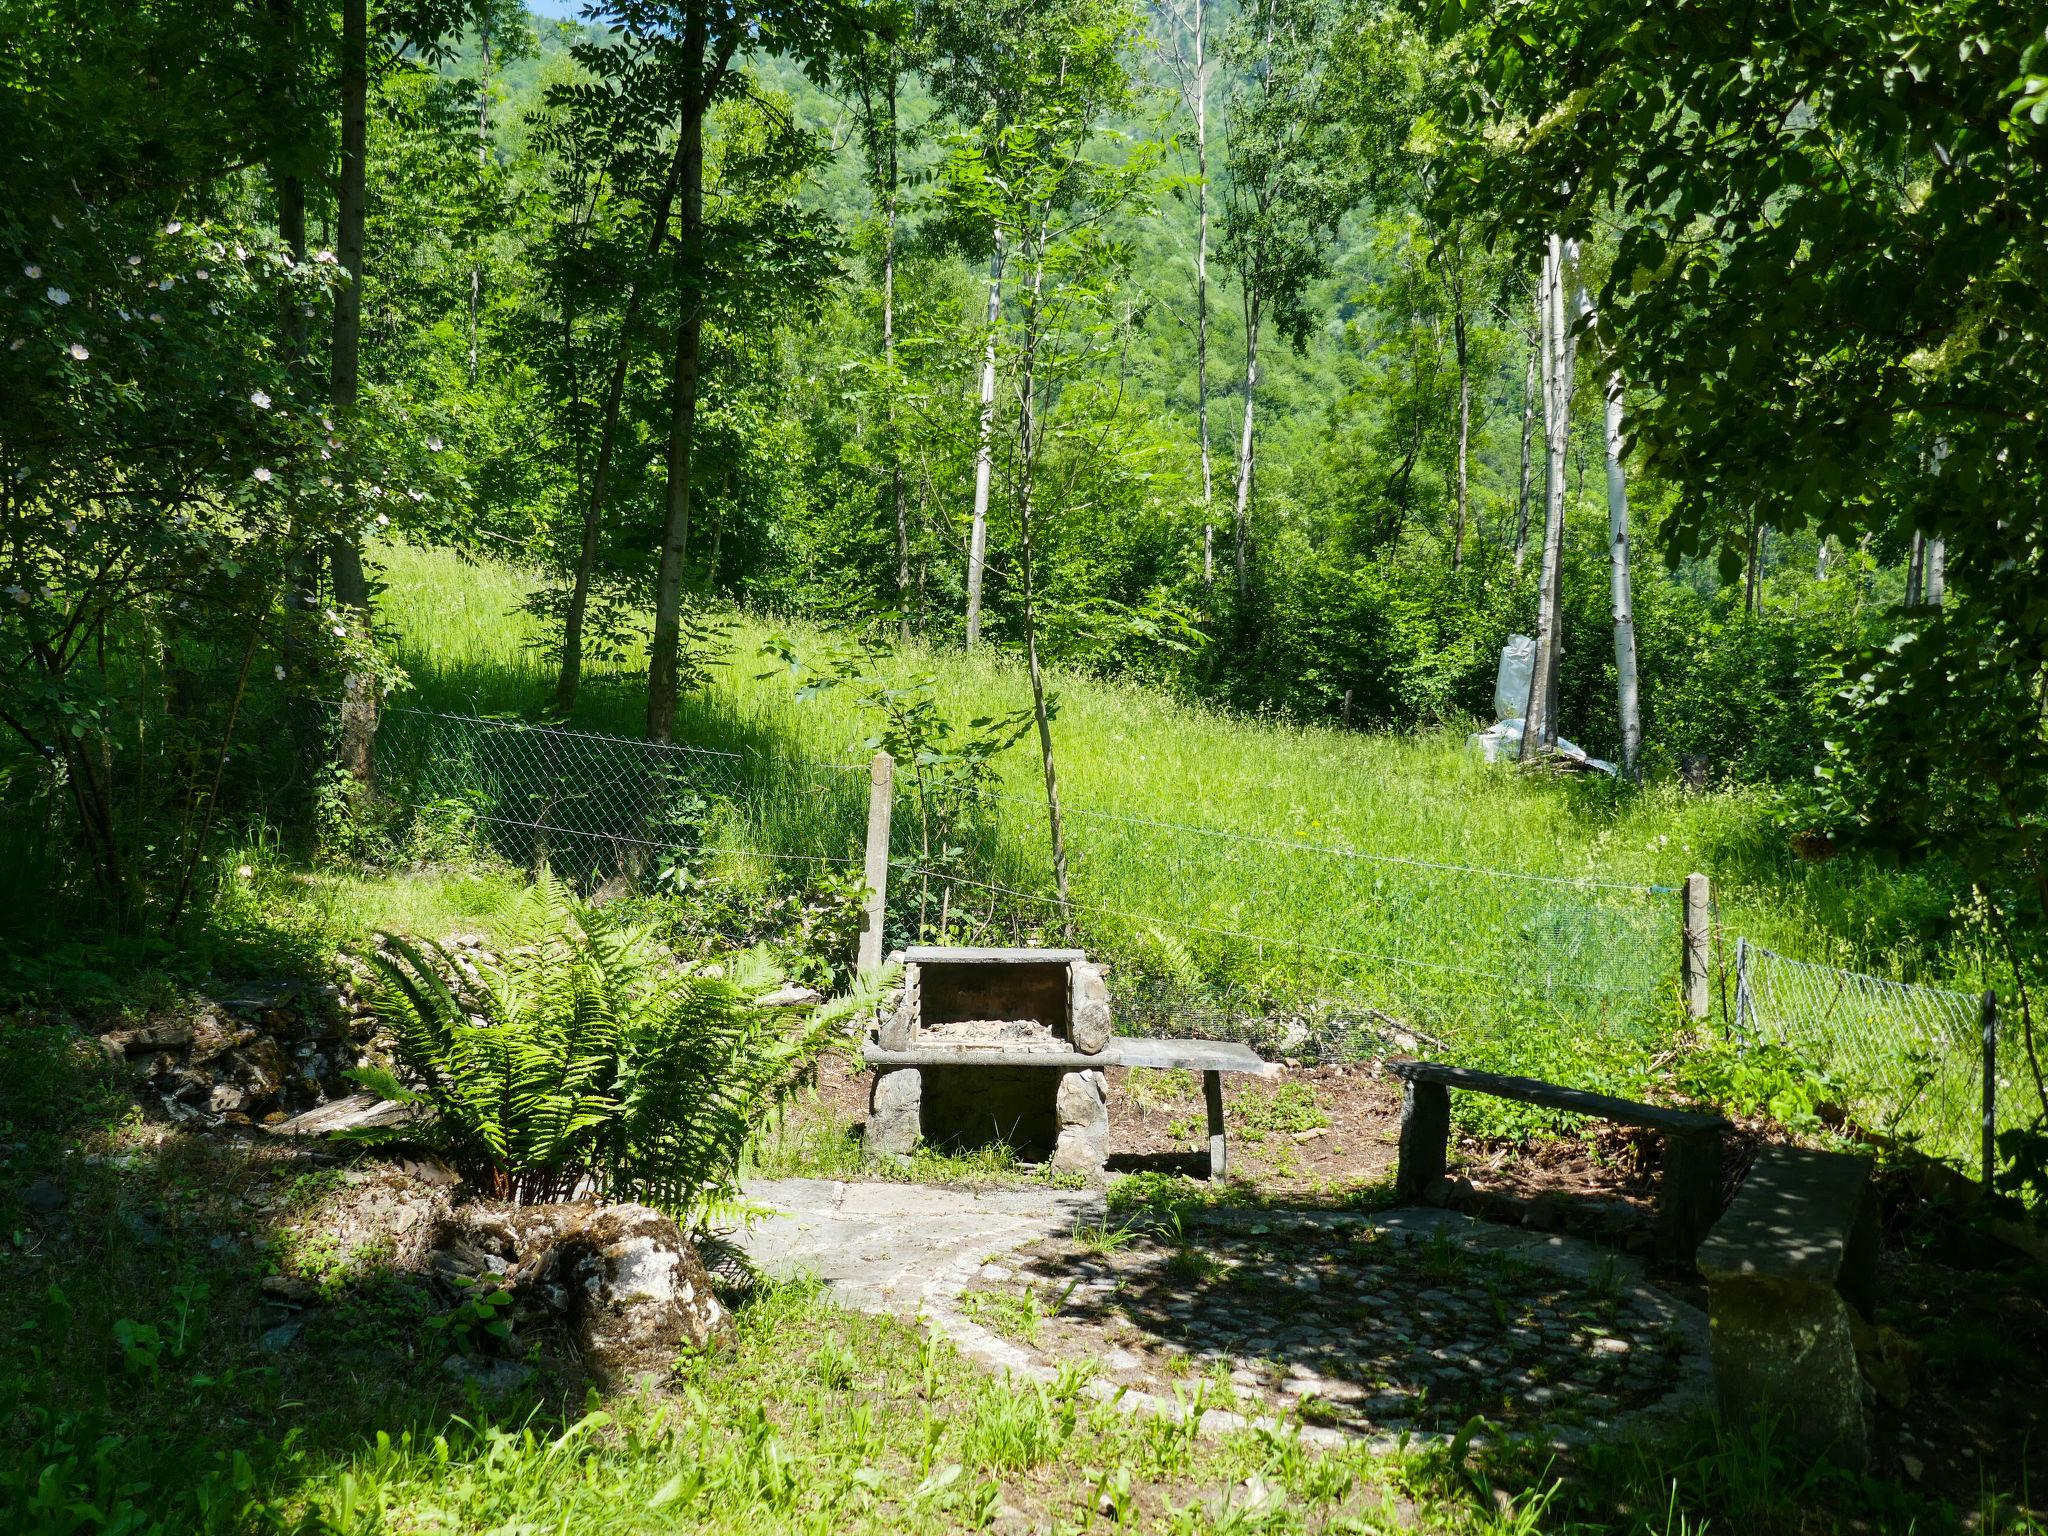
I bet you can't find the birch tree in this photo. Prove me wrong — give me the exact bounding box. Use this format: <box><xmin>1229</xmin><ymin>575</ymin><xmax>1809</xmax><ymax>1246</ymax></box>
<box><xmin>1216</xmin><ymin>0</ymin><xmax>1357</xmax><ymax>599</ymax></box>
<box><xmin>1520</xmin><ymin>234</ymin><xmax>1574</xmax><ymax>758</ymax></box>
<box><xmin>934</xmin><ymin>0</ymin><xmax>1147</xmax><ymax>911</ymax></box>
<box><xmin>1161</xmin><ymin>0</ymin><xmax>1217</xmax><ymax>587</ymax></box>
<box><xmin>1603</xmin><ymin>371</ymin><xmax>1641</xmax><ymax>775</ymax></box>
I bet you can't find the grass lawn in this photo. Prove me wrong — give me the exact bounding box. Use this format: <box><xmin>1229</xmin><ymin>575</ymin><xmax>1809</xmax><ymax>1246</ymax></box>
<box><xmin>2</xmin><ymin>1017</ymin><xmax>2024</xmax><ymax>1536</ymax></box>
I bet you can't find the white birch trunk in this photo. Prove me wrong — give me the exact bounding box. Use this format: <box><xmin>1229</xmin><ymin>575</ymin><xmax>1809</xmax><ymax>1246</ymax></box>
<box><xmin>1189</xmin><ymin>0</ymin><xmax>1215</xmax><ymax>588</ymax></box>
<box><xmin>1233</xmin><ymin>301</ymin><xmax>1259</xmax><ymax>599</ymax></box>
<box><xmin>1513</xmin><ymin>327</ymin><xmax>1537</xmax><ymax>572</ymax></box>
<box><xmin>1521</xmin><ymin>235</ymin><xmax>1572</xmax><ymax>759</ymax></box>
<box><xmin>1604</xmin><ymin>369</ymin><xmax>1642</xmax><ymax>777</ymax></box>
<box><xmin>964</xmin><ymin>229</ymin><xmax>1004</xmax><ymax>648</ymax></box>
<box><xmin>1926</xmin><ymin>536</ymin><xmax>1945</xmax><ymax>605</ymax></box>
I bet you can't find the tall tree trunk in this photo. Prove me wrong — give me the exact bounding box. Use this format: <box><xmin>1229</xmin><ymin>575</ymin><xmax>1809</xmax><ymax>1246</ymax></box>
<box><xmin>1745</xmin><ymin>515</ymin><xmax>1766</xmax><ymax>617</ymax></box>
<box><xmin>964</xmin><ymin>229</ymin><xmax>1004</xmax><ymax>648</ymax></box>
<box><xmin>882</xmin><ymin>60</ymin><xmax>909</xmax><ymax>645</ymax></box>
<box><xmin>1233</xmin><ymin>293</ymin><xmax>1260</xmax><ymax>600</ymax></box>
<box><xmin>468</xmin><ymin>13</ymin><xmax>489</xmax><ymax>386</ymax></box>
<box><xmin>1905</xmin><ymin>529</ymin><xmax>1926</xmax><ymax>607</ymax></box>
<box><xmin>330</xmin><ymin>0</ymin><xmax>376</xmax><ymax>801</ymax></box>
<box><xmin>552</xmin><ymin>136</ymin><xmax>688</xmax><ymax>716</ymax></box>
<box><xmin>1451</xmin><ymin>292</ymin><xmax>1470</xmax><ymax>571</ymax></box>
<box><xmin>1014</xmin><ymin>229</ymin><xmax>1070</xmax><ymax>919</ymax></box>
<box><xmin>1521</xmin><ymin>235</ymin><xmax>1572</xmax><ymax>759</ymax></box>
<box><xmin>1926</xmin><ymin>535</ymin><xmax>1945</xmax><ymax>605</ymax></box>
<box><xmin>1513</xmin><ymin>323</ymin><xmax>1537</xmax><ymax>572</ymax></box>
<box><xmin>1604</xmin><ymin>370</ymin><xmax>1641</xmax><ymax>777</ymax></box>
<box><xmin>646</xmin><ymin>20</ymin><xmax>710</xmax><ymax>746</ymax></box>
<box><xmin>1816</xmin><ymin>535</ymin><xmax>1831</xmax><ymax>579</ymax></box>
<box><xmin>1190</xmin><ymin>0</ymin><xmax>1215</xmax><ymax>590</ymax></box>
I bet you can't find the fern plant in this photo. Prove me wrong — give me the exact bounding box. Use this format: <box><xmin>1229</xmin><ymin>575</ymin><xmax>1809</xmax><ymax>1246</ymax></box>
<box><xmin>350</xmin><ymin>875</ymin><xmax>875</xmax><ymax>1216</ymax></box>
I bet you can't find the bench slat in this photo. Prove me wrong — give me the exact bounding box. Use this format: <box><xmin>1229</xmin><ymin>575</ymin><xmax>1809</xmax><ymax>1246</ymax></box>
<box><xmin>862</xmin><ymin>1036</ymin><xmax>1277</xmax><ymax>1076</ymax></box>
<box><xmin>1388</xmin><ymin>1059</ymin><xmax>1729</xmax><ymax>1134</ymax></box>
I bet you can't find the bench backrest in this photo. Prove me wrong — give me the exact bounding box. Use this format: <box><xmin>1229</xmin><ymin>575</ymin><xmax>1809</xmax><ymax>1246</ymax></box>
<box><xmin>1389</xmin><ymin>1058</ymin><xmax>1731</xmax><ymax>1136</ymax></box>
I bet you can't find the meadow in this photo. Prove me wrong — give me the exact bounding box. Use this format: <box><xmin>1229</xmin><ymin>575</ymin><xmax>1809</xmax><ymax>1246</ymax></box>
<box><xmin>375</xmin><ymin>548</ymin><xmax>1983</xmax><ymax>985</ymax></box>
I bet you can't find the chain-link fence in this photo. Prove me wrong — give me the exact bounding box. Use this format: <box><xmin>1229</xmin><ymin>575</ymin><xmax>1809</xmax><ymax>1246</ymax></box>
<box><xmin>372</xmin><ymin>705</ymin><xmax>1683</xmax><ymax>1065</ymax></box>
<box><xmin>888</xmin><ymin>786</ymin><xmax>1681</xmax><ymax>1059</ymax></box>
<box><xmin>374</xmin><ymin>705</ymin><xmax>870</xmax><ymax>885</ymax></box>
<box><xmin>1732</xmin><ymin>938</ymin><xmax>1993</xmax><ymax>1174</ymax></box>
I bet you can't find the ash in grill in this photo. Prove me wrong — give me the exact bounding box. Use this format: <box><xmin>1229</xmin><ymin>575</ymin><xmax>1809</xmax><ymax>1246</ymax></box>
<box><xmin>867</xmin><ymin>946</ymin><xmax>1113</xmax><ymax>1170</ymax></box>
<box><xmin>877</xmin><ymin>947</ymin><xmax>1111</xmax><ymax>1056</ymax></box>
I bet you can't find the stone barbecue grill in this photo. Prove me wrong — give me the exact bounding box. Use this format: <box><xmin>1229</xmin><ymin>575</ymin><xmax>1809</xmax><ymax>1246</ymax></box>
<box><xmin>862</xmin><ymin>945</ymin><xmax>1275</xmax><ymax>1176</ymax></box>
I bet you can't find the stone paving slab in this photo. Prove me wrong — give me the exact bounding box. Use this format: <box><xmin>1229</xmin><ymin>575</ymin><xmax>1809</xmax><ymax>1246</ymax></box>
<box><xmin>734</xmin><ymin>1178</ymin><xmax>1709</xmax><ymax>1453</ymax></box>
<box><xmin>738</xmin><ymin>1177</ymin><xmax>1105</xmax><ymax>1314</ymax></box>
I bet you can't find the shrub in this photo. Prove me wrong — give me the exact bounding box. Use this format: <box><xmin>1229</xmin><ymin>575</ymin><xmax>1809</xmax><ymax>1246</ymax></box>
<box><xmin>350</xmin><ymin>875</ymin><xmax>876</xmax><ymax>1218</ymax></box>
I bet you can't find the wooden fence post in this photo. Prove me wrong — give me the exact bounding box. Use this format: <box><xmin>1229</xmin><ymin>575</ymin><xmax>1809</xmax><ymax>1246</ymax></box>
<box><xmin>1682</xmin><ymin>872</ymin><xmax>1711</xmax><ymax>1022</ymax></box>
<box><xmin>858</xmin><ymin>750</ymin><xmax>894</xmax><ymax>974</ymax></box>
<box><xmin>1982</xmin><ymin>989</ymin><xmax>1999</xmax><ymax>1191</ymax></box>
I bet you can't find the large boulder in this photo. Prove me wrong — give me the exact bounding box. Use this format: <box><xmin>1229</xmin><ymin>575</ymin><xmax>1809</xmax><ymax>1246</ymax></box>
<box><xmin>432</xmin><ymin>1200</ymin><xmax>732</xmax><ymax>1388</ymax></box>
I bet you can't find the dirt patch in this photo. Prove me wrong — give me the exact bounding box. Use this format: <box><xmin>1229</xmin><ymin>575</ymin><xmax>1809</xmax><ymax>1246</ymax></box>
<box><xmin>805</xmin><ymin>1050</ymin><xmax>1698</xmax><ymax>1213</ymax></box>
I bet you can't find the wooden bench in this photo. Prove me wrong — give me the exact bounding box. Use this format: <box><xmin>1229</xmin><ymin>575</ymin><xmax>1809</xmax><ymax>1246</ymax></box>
<box><xmin>862</xmin><ymin>1036</ymin><xmax>1276</xmax><ymax>1178</ymax></box>
<box><xmin>1388</xmin><ymin>1059</ymin><xmax>1732</xmax><ymax>1261</ymax></box>
<box><xmin>1696</xmin><ymin>1145</ymin><xmax>1877</xmax><ymax>1468</ymax></box>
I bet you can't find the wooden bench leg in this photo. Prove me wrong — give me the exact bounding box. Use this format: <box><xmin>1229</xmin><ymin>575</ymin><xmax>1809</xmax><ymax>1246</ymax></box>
<box><xmin>1204</xmin><ymin>1069</ymin><xmax>1226</xmax><ymax>1180</ymax></box>
<box><xmin>1396</xmin><ymin>1079</ymin><xmax>1451</xmax><ymax>1203</ymax></box>
<box><xmin>1659</xmin><ymin>1128</ymin><xmax>1722</xmax><ymax>1262</ymax></box>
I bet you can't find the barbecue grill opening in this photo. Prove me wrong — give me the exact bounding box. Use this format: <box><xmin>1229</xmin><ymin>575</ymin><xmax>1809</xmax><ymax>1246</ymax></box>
<box><xmin>917</xmin><ymin>957</ymin><xmax>1071</xmax><ymax>1046</ymax></box>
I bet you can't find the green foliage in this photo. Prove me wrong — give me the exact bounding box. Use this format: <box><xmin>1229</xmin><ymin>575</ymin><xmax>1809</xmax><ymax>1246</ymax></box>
<box><xmin>352</xmin><ymin>874</ymin><xmax>874</xmax><ymax>1214</ymax></box>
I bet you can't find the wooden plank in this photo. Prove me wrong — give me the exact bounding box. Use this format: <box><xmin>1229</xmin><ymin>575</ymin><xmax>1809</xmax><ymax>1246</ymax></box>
<box><xmin>1204</xmin><ymin>1069</ymin><xmax>1227</xmax><ymax>1180</ymax></box>
<box><xmin>1387</xmin><ymin>1059</ymin><xmax>1729</xmax><ymax>1133</ymax></box>
<box><xmin>857</xmin><ymin>751</ymin><xmax>894</xmax><ymax>973</ymax></box>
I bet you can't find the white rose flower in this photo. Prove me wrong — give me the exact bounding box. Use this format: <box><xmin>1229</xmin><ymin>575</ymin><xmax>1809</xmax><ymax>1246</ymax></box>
<box><xmin>45</xmin><ymin>287</ymin><xmax>68</xmax><ymax>305</ymax></box>
<box><xmin>252</xmin><ymin>466</ymin><xmax>273</xmax><ymax>483</ymax></box>
<box><xmin>127</xmin><ymin>255</ymin><xmax>141</xmax><ymax>266</ymax></box>
<box><xmin>375</xmin><ymin>512</ymin><xmax>390</xmax><ymax>527</ymax></box>
<box><xmin>273</xmin><ymin>665</ymin><xmax>286</xmax><ymax>681</ymax></box>
<box><xmin>165</xmin><ymin>220</ymin><xmax>182</xmax><ymax>234</ymax></box>
<box><xmin>67</xmin><ymin>342</ymin><xmax>89</xmax><ymax>360</ymax></box>
<box><xmin>249</xmin><ymin>390</ymin><xmax>271</xmax><ymax>410</ymax></box>
<box><xmin>23</xmin><ymin>264</ymin><xmax>40</xmax><ymax>279</ymax></box>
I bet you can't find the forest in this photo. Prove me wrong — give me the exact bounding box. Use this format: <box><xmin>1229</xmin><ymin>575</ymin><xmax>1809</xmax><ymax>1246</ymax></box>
<box><xmin>4</xmin><ymin>1</ymin><xmax>2048</xmax><ymax>1532</ymax></box>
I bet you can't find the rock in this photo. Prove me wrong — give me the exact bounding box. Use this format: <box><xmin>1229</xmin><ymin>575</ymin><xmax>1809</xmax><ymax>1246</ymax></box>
<box><xmin>103</xmin><ymin>1021</ymin><xmax>196</xmax><ymax>1054</ymax></box>
<box><xmin>433</xmin><ymin>1201</ymin><xmax>733</xmax><ymax>1390</ymax></box>
<box><xmin>262</xmin><ymin>1274</ymin><xmax>321</xmax><ymax>1303</ymax></box>
<box><xmin>1050</xmin><ymin>1068</ymin><xmax>1109</xmax><ymax>1173</ymax></box>
<box><xmin>21</xmin><ymin>1176</ymin><xmax>67</xmax><ymax>1216</ymax></box>
<box><xmin>877</xmin><ymin>965</ymin><xmax>920</xmax><ymax>1052</ymax></box>
<box><xmin>865</xmin><ymin>1067</ymin><xmax>922</xmax><ymax>1159</ymax></box>
<box><xmin>1069</xmin><ymin>963</ymin><xmax>1112</xmax><ymax>1054</ymax></box>
<box><xmin>1591</xmin><ymin>1336</ymin><xmax>1631</xmax><ymax>1357</ymax></box>
<box><xmin>443</xmin><ymin>1354</ymin><xmax>538</xmax><ymax>1393</ymax></box>
<box><xmin>260</xmin><ymin>1321</ymin><xmax>303</xmax><ymax>1352</ymax></box>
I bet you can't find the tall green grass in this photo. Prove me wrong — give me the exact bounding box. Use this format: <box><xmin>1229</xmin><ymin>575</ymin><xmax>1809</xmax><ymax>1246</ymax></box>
<box><xmin>372</xmin><ymin>542</ymin><xmax>1988</xmax><ymax>1086</ymax></box>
